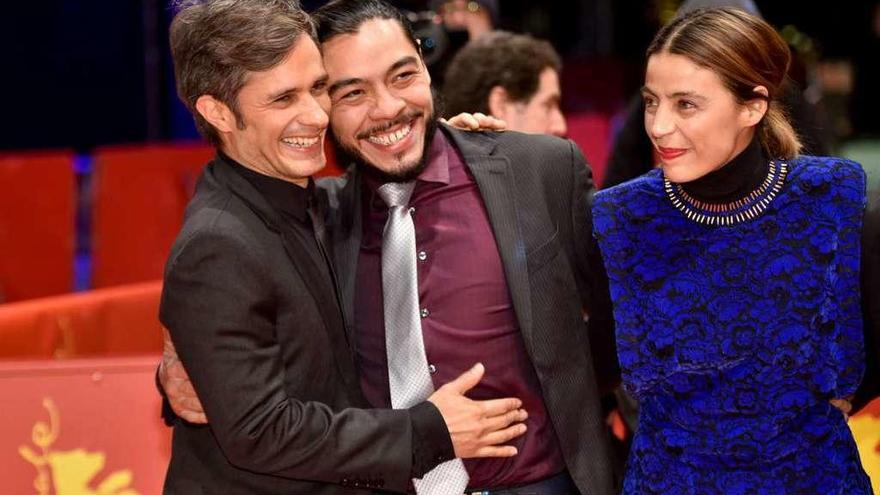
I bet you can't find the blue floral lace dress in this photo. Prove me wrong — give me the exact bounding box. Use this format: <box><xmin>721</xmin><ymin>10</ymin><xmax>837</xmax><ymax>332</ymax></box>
<box><xmin>593</xmin><ymin>153</ymin><xmax>872</xmax><ymax>494</ymax></box>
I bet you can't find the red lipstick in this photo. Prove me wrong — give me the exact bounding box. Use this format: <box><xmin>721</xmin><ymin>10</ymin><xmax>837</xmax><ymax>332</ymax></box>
<box><xmin>657</xmin><ymin>147</ymin><xmax>687</xmax><ymax>161</ymax></box>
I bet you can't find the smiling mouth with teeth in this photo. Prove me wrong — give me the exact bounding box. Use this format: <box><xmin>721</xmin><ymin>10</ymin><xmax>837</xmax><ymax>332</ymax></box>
<box><xmin>366</xmin><ymin>123</ymin><xmax>413</xmax><ymax>147</ymax></box>
<box><xmin>281</xmin><ymin>136</ymin><xmax>321</xmax><ymax>149</ymax></box>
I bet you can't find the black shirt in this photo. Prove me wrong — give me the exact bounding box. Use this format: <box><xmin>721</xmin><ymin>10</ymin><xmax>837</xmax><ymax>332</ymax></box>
<box><xmin>228</xmin><ymin>156</ymin><xmax>334</xmax><ymax>289</ymax></box>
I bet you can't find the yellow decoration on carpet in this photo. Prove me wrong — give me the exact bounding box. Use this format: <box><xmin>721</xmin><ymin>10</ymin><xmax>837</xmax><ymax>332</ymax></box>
<box><xmin>18</xmin><ymin>398</ymin><xmax>140</xmax><ymax>495</ymax></box>
<box><xmin>850</xmin><ymin>413</ymin><xmax>880</xmax><ymax>494</ymax></box>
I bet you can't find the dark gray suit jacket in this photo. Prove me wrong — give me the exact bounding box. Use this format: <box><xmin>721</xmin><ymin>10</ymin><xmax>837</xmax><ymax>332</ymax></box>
<box><xmin>319</xmin><ymin>125</ymin><xmax>618</xmax><ymax>495</ymax></box>
<box><xmin>160</xmin><ymin>157</ymin><xmax>447</xmax><ymax>494</ymax></box>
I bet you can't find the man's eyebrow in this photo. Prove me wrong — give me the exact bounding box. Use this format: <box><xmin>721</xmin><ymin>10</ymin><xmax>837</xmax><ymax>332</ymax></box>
<box><xmin>387</xmin><ymin>56</ymin><xmax>419</xmax><ymax>75</ymax></box>
<box><xmin>328</xmin><ymin>77</ymin><xmax>362</xmax><ymax>97</ymax></box>
<box><xmin>268</xmin><ymin>74</ymin><xmax>329</xmax><ymax>100</ymax></box>
<box><xmin>267</xmin><ymin>86</ymin><xmax>300</xmax><ymax>102</ymax></box>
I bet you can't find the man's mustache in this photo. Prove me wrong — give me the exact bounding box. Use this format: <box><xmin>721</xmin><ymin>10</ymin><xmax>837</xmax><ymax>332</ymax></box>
<box><xmin>355</xmin><ymin>110</ymin><xmax>422</xmax><ymax>140</ymax></box>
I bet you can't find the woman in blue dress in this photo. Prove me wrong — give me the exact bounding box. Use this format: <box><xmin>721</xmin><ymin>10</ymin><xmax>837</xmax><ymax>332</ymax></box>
<box><xmin>592</xmin><ymin>8</ymin><xmax>873</xmax><ymax>494</ymax></box>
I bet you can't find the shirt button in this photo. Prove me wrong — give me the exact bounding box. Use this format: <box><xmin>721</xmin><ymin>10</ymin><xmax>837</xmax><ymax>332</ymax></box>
<box><xmin>420</xmin><ymin>308</ymin><xmax>430</xmax><ymax>318</ymax></box>
<box><xmin>418</xmin><ymin>250</ymin><xmax>428</xmax><ymax>261</ymax></box>
<box><xmin>428</xmin><ymin>364</ymin><xmax>437</xmax><ymax>374</ymax></box>
<box><xmin>409</xmin><ymin>207</ymin><xmax>416</xmax><ymax>215</ymax></box>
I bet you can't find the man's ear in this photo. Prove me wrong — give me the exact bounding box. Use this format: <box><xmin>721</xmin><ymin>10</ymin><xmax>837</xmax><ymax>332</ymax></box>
<box><xmin>488</xmin><ymin>86</ymin><xmax>511</xmax><ymax>120</ymax></box>
<box><xmin>195</xmin><ymin>95</ymin><xmax>236</xmax><ymax>134</ymax></box>
<box><xmin>743</xmin><ymin>85</ymin><xmax>769</xmax><ymax>127</ymax></box>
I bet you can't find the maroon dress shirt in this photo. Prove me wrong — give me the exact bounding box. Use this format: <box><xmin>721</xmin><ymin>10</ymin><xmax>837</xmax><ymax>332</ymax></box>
<box><xmin>354</xmin><ymin>130</ymin><xmax>566</xmax><ymax>490</ymax></box>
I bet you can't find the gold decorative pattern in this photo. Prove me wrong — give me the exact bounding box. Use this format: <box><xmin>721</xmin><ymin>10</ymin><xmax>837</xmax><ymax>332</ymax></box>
<box><xmin>849</xmin><ymin>413</ymin><xmax>880</xmax><ymax>494</ymax></box>
<box><xmin>18</xmin><ymin>398</ymin><xmax>141</xmax><ymax>495</ymax></box>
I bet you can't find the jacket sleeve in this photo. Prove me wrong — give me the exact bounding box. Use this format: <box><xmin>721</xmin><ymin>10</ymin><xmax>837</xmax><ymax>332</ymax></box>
<box><xmin>568</xmin><ymin>140</ymin><xmax>621</xmax><ymax>394</ymax></box>
<box><xmin>160</xmin><ymin>227</ymin><xmax>444</xmax><ymax>492</ymax></box>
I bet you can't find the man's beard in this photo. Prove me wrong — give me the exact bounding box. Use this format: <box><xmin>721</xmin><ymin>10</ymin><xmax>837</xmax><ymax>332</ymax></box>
<box><xmin>330</xmin><ymin>90</ymin><xmax>445</xmax><ymax>184</ymax></box>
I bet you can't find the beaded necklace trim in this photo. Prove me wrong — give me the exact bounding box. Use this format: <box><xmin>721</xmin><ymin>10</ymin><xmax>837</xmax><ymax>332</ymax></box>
<box><xmin>664</xmin><ymin>160</ymin><xmax>788</xmax><ymax>226</ymax></box>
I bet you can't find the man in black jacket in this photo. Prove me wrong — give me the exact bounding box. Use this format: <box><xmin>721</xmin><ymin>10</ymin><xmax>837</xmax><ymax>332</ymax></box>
<box><xmin>159</xmin><ymin>1</ymin><xmax>527</xmax><ymax>493</ymax></box>
<box><xmin>312</xmin><ymin>2</ymin><xmax>617</xmax><ymax>493</ymax></box>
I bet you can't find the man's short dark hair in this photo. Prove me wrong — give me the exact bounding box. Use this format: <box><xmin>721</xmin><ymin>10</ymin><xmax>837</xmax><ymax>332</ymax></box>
<box><xmin>313</xmin><ymin>0</ymin><xmax>419</xmax><ymax>52</ymax></box>
<box><xmin>441</xmin><ymin>31</ymin><xmax>561</xmax><ymax>117</ymax></box>
<box><xmin>169</xmin><ymin>0</ymin><xmax>315</xmax><ymax>147</ymax></box>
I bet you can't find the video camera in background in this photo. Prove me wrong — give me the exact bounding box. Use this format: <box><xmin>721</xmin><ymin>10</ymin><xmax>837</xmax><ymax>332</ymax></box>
<box><xmin>405</xmin><ymin>0</ymin><xmax>498</xmax><ymax>85</ymax></box>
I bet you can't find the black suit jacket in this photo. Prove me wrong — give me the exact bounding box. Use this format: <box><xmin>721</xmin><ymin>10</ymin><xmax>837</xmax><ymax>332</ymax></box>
<box><xmin>160</xmin><ymin>156</ymin><xmax>447</xmax><ymax>494</ymax></box>
<box><xmin>319</xmin><ymin>125</ymin><xmax>619</xmax><ymax>495</ymax></box>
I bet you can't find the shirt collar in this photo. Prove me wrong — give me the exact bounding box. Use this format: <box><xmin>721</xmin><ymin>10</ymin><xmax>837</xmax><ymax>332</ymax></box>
<box><xmin>221</xmin><ymin>152</ymin><xmax>314</xmax><ymax>223</ymax></box>
<box><xmin>418</xmin><ymin>130</ymin><xmax>452</xmax><ymax>186</ymax></box>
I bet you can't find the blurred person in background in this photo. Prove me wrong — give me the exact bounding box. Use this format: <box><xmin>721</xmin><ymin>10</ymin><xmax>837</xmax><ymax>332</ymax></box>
<box><xmin>848</xmin><ymin>0</ymin><xmax>880</xmax><ymax>419</ymax></box>
<box><xmin>432</xmin><ymin>0</ymin><xmax>496</xmax><ymax>40</ymax></box>
<box><xmin>423</xmin><ymin>0</ymin><xmax>498</xmax><ymax>86</ymax></box>
<box><xmin>849</xmin><ymin>1</ymin><xmax>880</xmax><ymax>138</ymax></box>
<box><xmin>442</xmin><ymin>31</ymin><xmax>568</xmax><ymax>137</ymax></box>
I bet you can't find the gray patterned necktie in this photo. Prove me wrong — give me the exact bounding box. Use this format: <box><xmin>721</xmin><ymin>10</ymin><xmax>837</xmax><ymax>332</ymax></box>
<box><xmin>377</xmin><ymin>182</ymin><xmax>469</xmax><ymax>495</ymax></box>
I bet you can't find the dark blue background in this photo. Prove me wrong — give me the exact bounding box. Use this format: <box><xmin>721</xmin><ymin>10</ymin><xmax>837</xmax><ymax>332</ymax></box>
<box><xmin>1</xmin><ymin>1</ymin><xmax>874</xmax><ymax>151</ymax></box>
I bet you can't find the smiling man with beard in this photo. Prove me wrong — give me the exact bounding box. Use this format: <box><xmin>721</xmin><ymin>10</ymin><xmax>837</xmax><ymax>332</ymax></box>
<box><xmin>313</xmin><ymin>1</ymin><xmax>618</xmax><ymax>493</ymax></box>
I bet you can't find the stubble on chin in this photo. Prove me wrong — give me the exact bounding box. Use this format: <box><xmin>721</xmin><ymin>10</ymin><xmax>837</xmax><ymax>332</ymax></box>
<box><xmin>333</xmin><ymin>114</ymin><xmax>439</xmax><ymax>184</ymax></box>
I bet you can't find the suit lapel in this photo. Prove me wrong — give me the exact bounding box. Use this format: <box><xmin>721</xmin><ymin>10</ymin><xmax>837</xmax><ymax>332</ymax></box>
<box><xmin>325</xmin><ymin>169</ymin><xmax>364</xmax><ymax>351</ymax></box>
<box><xmin>276</xmin><ymin>229</ymin><xmax>360</xmax><ymax>390</ymax></box>
<box><xmin>444</xmin><ymin>127</ymin><xmax>535</xmax><ymax>343</ymax></box>
<box><xmin>214</xmin><ymin>160</ymin><xmax>357</xmax><ymax>382</ymax></box>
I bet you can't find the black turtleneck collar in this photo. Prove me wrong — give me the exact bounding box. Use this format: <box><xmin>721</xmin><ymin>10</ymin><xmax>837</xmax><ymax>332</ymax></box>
<box><xmin>220</xmin><ymin>152</ymin><xmax>314</xmax><ymax>223</ymax></box>
<box><xmin>679</xmin><ymin>137</ymin><xmax>768</xmax><ymax>204</ymax></box>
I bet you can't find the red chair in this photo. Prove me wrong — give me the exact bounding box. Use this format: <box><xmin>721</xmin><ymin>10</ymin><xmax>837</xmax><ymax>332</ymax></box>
<box><xmin>0</xmin><ymin>150</ymin><xmax>75</xmax><ymax>303</ymax></box>
<box><xmin>91</xmin><ymin>143</ymin><xmax>214</xmax><ymax>288</ymax></box>
<box><xmin>0</xmin><ymin>280</ymin><xmax>163</xmax><ymax>359</ymax></box>
<box><xmin>91</xmin><ymin>141</ymin><xmax>345</xmax><ymax>288</ymax></box>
